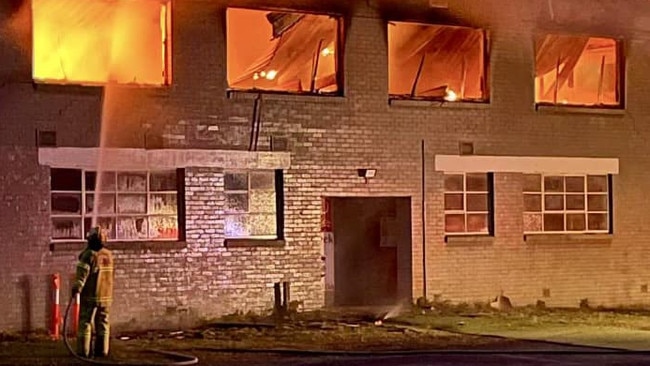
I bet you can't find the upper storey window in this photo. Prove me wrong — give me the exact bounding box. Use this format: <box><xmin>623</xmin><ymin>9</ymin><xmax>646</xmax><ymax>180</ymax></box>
<box><xmin>226</xmin><ymin>8</ymin><xmax>343</xmax><ymax>95</ymax></box>
<box><xmin>535</xmin><ymin>35</ymin><xmax>621</xmax><ymax>107</ymax></box>
<box><xmin>32</xmin><ymin>0</ymin><xmax>172</xmax><ymax>86</ymax></box>
<box><xmin>388</xmin><ymin>22</ymin><xmax>489</xmax><ymax>102</ymax></box>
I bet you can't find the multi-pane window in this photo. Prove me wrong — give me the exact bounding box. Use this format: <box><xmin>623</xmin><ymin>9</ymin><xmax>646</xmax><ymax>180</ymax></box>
<box><xmin>226</xmin><ymin>8</ymin><xmax>342</xmax><ymax>94</ymax></box>
<box><xmin>388</xmin><ymin>22</ymin><xmax>488</xmax><ymax>102</ymax></box>
<box><xmin>535</xmin><ymin>35</ymin><xmax>621</xmax><ymax>107</ymax></box>
<box><xmin>32</xmin><ymin>0</ymin><xmax>172</xmax><ymax>86</ymax></box>
<box><xmin>523</xmin><ymin>174</ymin><xmax>610</xmax><ymax>233</ymax></box>
<box><xmin>224</xmin><ymin>171</ymin><xmax>278</xmax><ymax>239</ymax></box>
<box><xmin>51</xmin><ymin>169</ymin><xmax>180</xmax><ymax>241</ymax></box>
<box><xmin>444</xmin><ymin>173</ymin><xmax>491</xmax><ymax>234</ymax></box>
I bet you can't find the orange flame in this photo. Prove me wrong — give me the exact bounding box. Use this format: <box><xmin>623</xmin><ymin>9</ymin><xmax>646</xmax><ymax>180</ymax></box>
<box><xmin>31</xmin><ymin>0</ymin><xmax>171</xmax><ymax>86</ymax></box>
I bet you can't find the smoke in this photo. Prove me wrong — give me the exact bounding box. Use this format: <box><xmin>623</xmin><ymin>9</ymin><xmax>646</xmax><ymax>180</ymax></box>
<box><xmin>1</xmin><ymin>0</ymin><xmax>30</xmax><ymax>54</ymax></box>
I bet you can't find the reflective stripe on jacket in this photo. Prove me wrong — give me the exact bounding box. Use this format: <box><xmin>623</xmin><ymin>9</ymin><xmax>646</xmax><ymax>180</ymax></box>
<box><xmin>73</xmin><ymin>247</ymin><xmax>114</xmax><ymax>306</ymax></box>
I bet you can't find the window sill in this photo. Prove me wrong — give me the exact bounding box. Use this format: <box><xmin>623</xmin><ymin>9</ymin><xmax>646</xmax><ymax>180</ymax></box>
<box><xmin>224</xmin><ymin>238</ymin><xmax>286</xmax><ymax>248</ymax></box>
<box><xmin>33</xmin><ymin>83</ymin><xmax>104</xmax><ymax>96</ymax></box>
<box><xmin>50</xmin><ymin>241</ymin><xmax>187</xmax><ymax>252</ymax></box>
<box><xmin>444</xmin><ymin>235</ymin><xmax>494</xmax><ymax>246</ymax></box>
<box><xmin>226</xmin><ymin>89</ymin><xmax>347</xmax><ymax>104</ymax></box>
<box><xmin>535</xmin><ymin>104</ymin><xmax>625</xmax><ymax>116</ymax></box>
<box><xmin>389</xmin><ymin>98</ymin><xmax>490</xmax><ymax>109</ymax></box>
<box><xmin>33</xmin><ymin>82</ymin><xmax>172</xmax><ymax>97</ymax></box>
<box><xmin>524</xmin><ymin>233</ymin><xmax>613</xmax><ymax>245</ymax></box>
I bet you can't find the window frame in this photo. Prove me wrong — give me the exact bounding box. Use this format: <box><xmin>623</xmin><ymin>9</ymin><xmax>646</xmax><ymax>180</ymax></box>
<box><xmin>522</xmin><ymin>173</ymin><xmax>612</xmax><ymax>234</ymax></box>
<box><xmin>31</xmin><ymin>0</ymin><xmax>173</xmax><ymax>87</ymax></box>
<box><xmin>387</xmin><ymin>20</ymin><xmax>491</xmax><ymax>103</ymax></box>
<box><xmin>50</xmin><ymin>168</ymin><xmax>184</xmax><ymax>243</ymax></box>
<box><xmin>224</xmin><ymin>6</ymin><xmax>345</xmax><ymax>97</ymax></box>
<box><xmin>222</xmin><ymin>169</ymin><xmax>285</xmax><ymax>241</ymax></box>
<box><xmin>443</xmin><ymin>172</ymin><xmax>494</xmax><ymax>236</ymax></box>
<box><xmin>533</xmin><ymin>33</ymin><xmax>625</xmax><ymax>109</ymax></box>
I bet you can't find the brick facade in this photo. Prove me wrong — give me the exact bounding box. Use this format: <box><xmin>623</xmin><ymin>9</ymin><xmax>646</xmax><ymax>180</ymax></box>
<box><xmin>2</xmin><ymin>0</ymin><xmax>650</xmax><ymax>331</ymax></box>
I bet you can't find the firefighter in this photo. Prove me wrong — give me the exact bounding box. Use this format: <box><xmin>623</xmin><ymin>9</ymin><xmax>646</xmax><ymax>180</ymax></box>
<box><xmin>72</xmin><ymin>226</ymin><xmax>114</xmax><ymax>358</ymax></box>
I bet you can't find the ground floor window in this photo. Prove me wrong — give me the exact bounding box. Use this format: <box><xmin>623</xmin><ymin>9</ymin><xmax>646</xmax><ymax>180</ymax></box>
<box><xmin>523</xmin><ymin>174</ymin><xmax>611</xmax><ymax>233</ymax></box>
<box><xmin>444</xmin><ymin>172</ymin><xmax>493</xmax><ymax>235</ymax></box>
<box><xmin>50</xmin><ymin>168</ymin><xmax>182</xmax><ymax>241</ymax></box>
<box><xmin>224</xmin><ymin>170</ymin><xmax>283</xmax><ymax>239</ymax></box>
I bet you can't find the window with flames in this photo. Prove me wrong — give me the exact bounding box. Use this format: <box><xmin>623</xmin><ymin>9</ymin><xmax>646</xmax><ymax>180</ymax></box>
<box><xmin>535</xmin><ymin>35</ymin><xmax>621</xmax><ymax>107</ymax></box>
<box><xmin>388</xmin><ymin>22</ymin><xmax>489</xmax><ymax>102</ymax></box>
<box><xmin>50</xmin><ymin>169</ymin><xmax>181</xmax><ymax>241</ymax></box>
<box><xmin>226</xmin><ymin>8</ymin><xmax>342</xmax><ymax>95</ymax></box>
<box><xmin>32</xmin><ymin>0</ymin><xmax>172</xmax><ymax>86</ymax></box>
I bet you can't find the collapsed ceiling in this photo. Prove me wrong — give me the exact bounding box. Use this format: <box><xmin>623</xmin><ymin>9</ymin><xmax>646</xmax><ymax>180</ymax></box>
<box><xmin>535</xmin><ymin>35</ymin><xmax>618</xmax><ymax>106</ymax></box>
<box><xmin>389</xmin><ymin>22</ymin><xmax>486</xmax><ymax>100</ymax></box>
<box><xmin>228</xmin><ymin>9</ymin><xmax>339</xmax><ymax>93</ymax></box>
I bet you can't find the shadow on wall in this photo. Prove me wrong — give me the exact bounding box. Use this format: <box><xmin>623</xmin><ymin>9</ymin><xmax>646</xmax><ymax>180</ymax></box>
<box><xmin>19</xmin><ymin>275</ymin><xmax>31</xmax><ymax>334</ymax></box>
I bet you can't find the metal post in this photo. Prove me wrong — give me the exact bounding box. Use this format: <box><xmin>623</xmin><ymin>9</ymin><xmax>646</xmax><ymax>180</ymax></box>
<box><xmin>273</xmin><ymin>282</ymin><xmax>282</xmax><ymax>316</ymax></box>
<box><xmin>282</xmin><ymin>281</ymin><xmax>290</xmax><ymax>313</ymax></box>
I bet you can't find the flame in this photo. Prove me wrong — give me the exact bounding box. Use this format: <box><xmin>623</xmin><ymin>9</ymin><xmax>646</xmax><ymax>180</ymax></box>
<box><xmin>31</xmin><ymin>0</ymin><xmax>171</xmax><ymax>86</ymax></box>
<box><xmin>444</xmin><ymin>89</ymin><xmax>458</xmax><ymax>102</ymax></box>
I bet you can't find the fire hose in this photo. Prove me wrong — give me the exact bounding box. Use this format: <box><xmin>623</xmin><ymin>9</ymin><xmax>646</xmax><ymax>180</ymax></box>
<box><xmin>62</xmin><ymin>296</ymin><xmax>199</xmax><ymax>365</ymax></box>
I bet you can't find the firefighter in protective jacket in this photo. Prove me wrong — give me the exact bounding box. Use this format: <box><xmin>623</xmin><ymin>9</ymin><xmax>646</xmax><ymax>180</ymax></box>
<box><xmin>72</xmin><ymin>226</ymin><xmax>114</xmax><ymax>358</ymax></box>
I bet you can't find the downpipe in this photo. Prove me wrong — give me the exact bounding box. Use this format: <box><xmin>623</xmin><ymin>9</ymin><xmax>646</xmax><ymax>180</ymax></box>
<box><xmin>62</xmin><ymin>296</ymin><xmax>199</xmax><ymax>365</ymax></box>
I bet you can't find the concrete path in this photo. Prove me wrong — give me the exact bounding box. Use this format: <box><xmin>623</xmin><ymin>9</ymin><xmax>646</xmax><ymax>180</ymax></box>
<box><xmin>466</xmin><ymin>324</ymin><xmax>650</xmax><ymax>351</ymax></box>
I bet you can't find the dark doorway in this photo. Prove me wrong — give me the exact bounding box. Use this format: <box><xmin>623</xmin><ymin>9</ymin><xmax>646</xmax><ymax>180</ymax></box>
<box><xmin>330</xmin><ymin>197</ymin><xmax>412</xmax><ymax>306</ymax></box>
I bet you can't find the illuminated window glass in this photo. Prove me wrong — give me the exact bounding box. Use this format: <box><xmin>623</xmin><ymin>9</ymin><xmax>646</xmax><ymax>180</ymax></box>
<box><xmin>224</xmin><ymin>171</ymin><xmax>281</xmax><ymax>239</ymax></box>
<box><xmin>388</xmin><ymin>22</ymin><xmax>488</xmax><ymax>102</ymax></box>
<box><xmin>32</xmin><ymin>0</ymin><xmax>172</xmax><ymax>86</ymax></box>
<box><xmin>523</xmin><ymin>174</ymin><xmax>611</xmax><ymax>233</ymax></box>
<box><xmin>444</xmin><ymin>173</ymin><xmax>492</xmax><ymax>235</ymax></box>
<box><xmin>226</xmin><ymin>8</ymin><xmax>342</xmax><ymax>94</ymax></box>
<box><xmin>50</xmin><ymin>169</ymin><xmax>181</xmax><ymax>241</ymax></box>
<box><xmin>535</xmin><ymin>35</ymin><xmax>621</xmax><ymax>107</ymax></box>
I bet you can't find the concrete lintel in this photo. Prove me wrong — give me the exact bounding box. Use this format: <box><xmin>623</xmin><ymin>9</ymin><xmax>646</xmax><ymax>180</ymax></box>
<box><xmin>435</xmin><ymin>155</ymin><xmax>619</xmax><ymax>175</ymax></box>
<box><xmin>39</xmin><ymin>148</ymin><xmax>291</xmax><ymax>171</ymax></box>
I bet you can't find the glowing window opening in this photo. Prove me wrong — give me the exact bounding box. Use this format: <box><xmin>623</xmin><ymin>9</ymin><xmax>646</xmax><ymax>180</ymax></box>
<box><xmin>31</xmin><ymin>0</ymin><xmax>172</xmax><ymax>87</ymax></box>
<box><xmin>388</xmin><ymin>21</ymin><xmax>489</xmax><ymax>102</ymax></box>
<box><xmin>226</xmin><ymin>7</ymin><xmax>342</xmax><ymax>95</ymax></box>
<box><xmin>535</xmin><ymin>35</ymin><xmax>621</xmax><ymax>108</ymax></box>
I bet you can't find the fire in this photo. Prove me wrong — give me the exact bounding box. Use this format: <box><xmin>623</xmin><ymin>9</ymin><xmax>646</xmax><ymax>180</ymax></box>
<box><xmin>31</xmin><ymin>0</ymin><xmax>171</xmax><ymax>86</ymax></box>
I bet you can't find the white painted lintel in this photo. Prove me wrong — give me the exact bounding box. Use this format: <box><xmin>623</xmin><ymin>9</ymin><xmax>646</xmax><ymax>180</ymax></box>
<box><xmin>38</xmin><ymin>148</ymin><xmax>291</xmax><ymax>171</ymax></box>
<box><xmin>435</xmin><ymin>155</ymin><xmax>619</xmax><ymax>175</ymax></box>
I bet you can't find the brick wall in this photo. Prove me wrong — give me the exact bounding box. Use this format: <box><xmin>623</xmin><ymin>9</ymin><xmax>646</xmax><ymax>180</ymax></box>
<box><xmin>4</xmin><ymin>0</ymin><xmax>650</xmax><ymax>331</ymax></box>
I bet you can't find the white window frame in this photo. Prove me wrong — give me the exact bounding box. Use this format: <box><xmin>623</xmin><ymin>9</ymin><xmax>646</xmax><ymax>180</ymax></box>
<box><xmin>223</xmin><ymin>170</ymin><xmax>278</xmax><ymax>240</ymax></box>
<box><xmin>523</xmin><ymin>174</ymin><xmax>610</xmax><ymax>234</ymax></box>
<box><xmin>443</xmin><ymin>172</ymin><xmax>491</xmax><ymax>236</ymax></box>
<box><xmin>50</xmin><ymin>169</ymin><xmax>180</xmax><ymax>242</ymax></box>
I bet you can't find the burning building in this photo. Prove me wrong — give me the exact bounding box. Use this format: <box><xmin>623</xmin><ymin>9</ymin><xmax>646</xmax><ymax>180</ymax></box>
<box><xmin>0</xmin><ymin>0</ymin><xmax>647</xmax><ymax>332</ymax></box>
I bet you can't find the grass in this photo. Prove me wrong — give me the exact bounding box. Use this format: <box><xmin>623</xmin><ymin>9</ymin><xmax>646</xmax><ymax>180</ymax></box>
<box><xmin>4</xmin><ymin>304</ymin><xmax>650</xmax><ymax>365</ymax></box>
<box><xmin>390</xmin><ymin>302</ymin><xmax>650</xmax><ymax>335</ymax></box>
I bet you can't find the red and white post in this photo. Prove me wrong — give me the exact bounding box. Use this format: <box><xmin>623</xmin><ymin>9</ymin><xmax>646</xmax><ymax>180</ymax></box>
<box><xmin>50</xmin><ymin>273</ymin><xmax>61</xmax><ymax>340</ymax></box>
